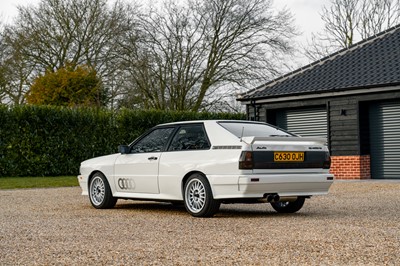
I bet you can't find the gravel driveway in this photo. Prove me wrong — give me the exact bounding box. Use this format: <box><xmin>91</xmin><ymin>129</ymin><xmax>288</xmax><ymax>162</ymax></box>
<box><xmin>1</xmin><ymin>181</ymin><xmax>399</xmax><ymax>265</ymax></box>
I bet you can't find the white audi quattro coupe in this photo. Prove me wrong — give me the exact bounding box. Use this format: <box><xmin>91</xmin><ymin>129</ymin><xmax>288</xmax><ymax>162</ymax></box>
<box><xmin>78</xmin><ymin>120</ymin><xmax>334</xmax><ymax>217</ymax></box>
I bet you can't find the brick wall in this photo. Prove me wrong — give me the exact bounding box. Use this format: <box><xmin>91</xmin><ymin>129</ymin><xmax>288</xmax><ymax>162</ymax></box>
<box><xmin>330</xmin><ymin>155</ymin><xmax>371</xmax><ymax>179</ymax></box>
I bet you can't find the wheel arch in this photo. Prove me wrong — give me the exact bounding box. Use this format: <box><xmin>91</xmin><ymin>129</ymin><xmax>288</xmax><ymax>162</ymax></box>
<box><xmin>88</xmin><ymin>170</ymin><xmax>112</xmax><ymax>192</ymax></box>
<box><xmin>181</xmin><ymin>171</ymin><xmax>220</xmax><ymax>217</ymax></box>
<box><xmin>181</xmin><ymin>171</ymin><xmax>211</xmax><ymax>197</ymax></box>
<box><xmin>87</xmin><ymin>170</ymin><xmax>118</xmax><ymax>209</ymax></box>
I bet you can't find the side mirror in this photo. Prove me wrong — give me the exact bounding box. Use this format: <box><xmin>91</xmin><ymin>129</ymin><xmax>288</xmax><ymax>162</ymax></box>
<box><xmin>118</xmin><ymin>145</ymin><xmax>130</xmax><ymax>154</ymax></box>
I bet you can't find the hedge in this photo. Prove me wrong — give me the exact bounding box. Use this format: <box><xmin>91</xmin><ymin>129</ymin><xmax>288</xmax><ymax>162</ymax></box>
<box><xmin>0</xmin><ymin>105</ymin><xmax>245</xmax><ymax>177</ymax></box>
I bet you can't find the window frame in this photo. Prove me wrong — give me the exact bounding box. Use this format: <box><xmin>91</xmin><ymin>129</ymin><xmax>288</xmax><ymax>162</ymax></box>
<box><xmin>166</xmin><ymin>123</ymin><xmax>211</xmax><ymax>152</ymax></box>
<box><xmin>129</xmin><ymin>126</ymin><xmax>176</xmax><ymax>154</ymax></box>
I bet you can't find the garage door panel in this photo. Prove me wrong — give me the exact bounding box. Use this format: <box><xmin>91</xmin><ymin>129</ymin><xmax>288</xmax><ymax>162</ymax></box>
<box><xmin>276</xmin><ymin>108</ymin><xmax>327</xmax><ymax>139</ymax></box>
<box><xmin>369</xmin><ymin>101</ymin><xmax>400</xmax><ymax>179</ymax></box>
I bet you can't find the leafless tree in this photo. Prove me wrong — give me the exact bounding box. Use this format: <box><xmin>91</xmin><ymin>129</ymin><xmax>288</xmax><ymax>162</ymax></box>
<box><xmin>0</xmin><ymin>22</ymin><xmax>6</xmax><ymax>103</ymax></box>
<box><xmin>0</xmin><ymin>26</ymin><xmax>35</xmax><ymax>105</ymax></box>
<box><xmin>1</xmin><ymin>0</ymin><xmax>296</xmax><ymax>111</ymax></box>
<box><xmin>120</xmin><ymin>0</ymin><xmax>297</xmax><ymax>111</ymax></box>
<box><xmin>323</xmin><ymin>0</ymin><xmax>360</xmax><ymax>49</ymax></box>
<box><xmin>358</xmin><ymin>0</ymin><xmax>400</xmax><ymax>38</ymax></box>
<box><xmin>304</xmin><ymin>0</ymin><xmax>400</xmax><ymax>62</ymax></box>
<box><xmin>1</xmin><ymin>0</ymin><xmax>139</xmax><ymax>106</ymax></box>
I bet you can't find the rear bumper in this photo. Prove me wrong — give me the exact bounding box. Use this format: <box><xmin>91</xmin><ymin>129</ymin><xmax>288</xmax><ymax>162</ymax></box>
<box><xmin>209</xmin><ymin>173</ymin><xmax>334</xmax><ymax>199</ymax></box>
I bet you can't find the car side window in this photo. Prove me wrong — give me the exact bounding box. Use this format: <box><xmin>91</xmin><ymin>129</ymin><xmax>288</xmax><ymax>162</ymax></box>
<box><xmin>168</xmin><ymin>125</ymin><xmax>210</xmax><ymax>151</ymax></box>
<box><xmin>131</xmin><ymin>127</ymin><xmax>174</xmax><ymax>153</ymax></box>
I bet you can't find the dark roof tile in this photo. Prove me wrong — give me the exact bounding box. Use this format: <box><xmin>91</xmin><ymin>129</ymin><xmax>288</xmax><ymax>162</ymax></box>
<box><xmin>240</xmin><ymin>25</ymin><xmax>400</xmax><ymax>100</ymax></box>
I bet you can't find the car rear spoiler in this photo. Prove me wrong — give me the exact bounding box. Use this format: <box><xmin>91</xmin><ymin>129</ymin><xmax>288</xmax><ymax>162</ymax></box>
<box><xmin>242</xmin><ymin>136</ymin><xmax>328</xmax><ymax>146</ymax></box>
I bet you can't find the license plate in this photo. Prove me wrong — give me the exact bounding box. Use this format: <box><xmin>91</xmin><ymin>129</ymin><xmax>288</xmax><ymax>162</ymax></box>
<box><xmin>274</xmin><ymin>152</ymin><xmax>304</xmax><ymax>162</ymax></box>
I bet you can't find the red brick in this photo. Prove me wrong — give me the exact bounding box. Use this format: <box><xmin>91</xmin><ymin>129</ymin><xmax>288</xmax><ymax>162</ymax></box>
<box><xmin>330</xmin><ymin>155</ymin><xmax>371</xmax><ymax>180</ymax></box>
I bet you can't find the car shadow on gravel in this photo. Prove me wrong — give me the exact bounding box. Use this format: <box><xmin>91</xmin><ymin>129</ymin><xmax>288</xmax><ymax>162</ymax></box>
<box><xmin>216</xmin><ymin>208</ymin><xmax>314</xmax><ymax>218</ymax></box>
<box><xmin>114</xmin><ymin>201</ymin><xmax>188</xmax><ymax>215</ymax></box>
<box><xmin>112</xmin><ymin>201</ymin><xmax>325</xmax><ymax>218</ymax></box>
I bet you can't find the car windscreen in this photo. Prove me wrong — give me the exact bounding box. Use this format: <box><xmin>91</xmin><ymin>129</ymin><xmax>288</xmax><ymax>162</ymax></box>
<box><xmin>218</xmin><ymin>122</ymin><xmax>293</xmax><ymax>138</ymax></box>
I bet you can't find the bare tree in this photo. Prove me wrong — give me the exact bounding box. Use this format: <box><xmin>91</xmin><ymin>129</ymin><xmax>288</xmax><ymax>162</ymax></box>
<box><xmin>0</xmin><ymin>22</ymin><xmax>7</xmax><ymax>103</ymax></box>
<box><xmin>1</xmin><ymin>0</ymin><xmax>295</xmax><ymax>110</ymax></box>
<box><xmin>323</xmin><ymin>0</ymin><xmax>360</xmax><ymax>49</ymax></box>
<box><xmin>358</xmin><ymin>0</ymin><xmax>400</xmax><ymax>38</ymax></box>
<box><xmin>0</xmin><ymin>27</ymin><xmax>35</xmax><ymax>105</ymax></box>
<box><xmin>304</xmin><ymin>0</ymin><xmax>400</xmax><ymax>62</ymax></box>
<box><xmin>121</xmin><ymin>0</ymin><xmax>297</xmax><ymax>111</ymax></box>
<box><xmin>1</xmin><ymin>0</ymin><xmax>139</xmax><ymax>106</ymax></box>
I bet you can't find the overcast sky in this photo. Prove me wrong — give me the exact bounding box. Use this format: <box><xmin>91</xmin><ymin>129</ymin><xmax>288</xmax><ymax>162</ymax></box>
<box><xmin>276</xmin><ymin>0</ymin><xmax>331</xmax><ymax>38</ymax></box>
<box><xmin>1</xmin><ymin>0</ymin><xmax>330</xmax><ymax>36</ymax></box>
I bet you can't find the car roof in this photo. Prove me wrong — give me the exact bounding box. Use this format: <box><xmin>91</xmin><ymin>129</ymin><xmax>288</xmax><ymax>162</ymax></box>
<box><xmin>157</xmin><ymin>120</ymin><xmax>264</xmax><ymax>127</ymax></box>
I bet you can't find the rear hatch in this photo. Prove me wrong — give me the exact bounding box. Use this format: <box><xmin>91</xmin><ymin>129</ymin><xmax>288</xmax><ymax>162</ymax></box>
<box><xmin>239</xmin><ymin>136</ymin><xmax>331</xmax><ymax>172</ymax></box>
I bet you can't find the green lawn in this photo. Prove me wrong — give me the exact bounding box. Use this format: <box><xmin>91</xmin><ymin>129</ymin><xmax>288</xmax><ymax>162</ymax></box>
<box><xmin>0</xmin><ymin>176</ymin><xmax>78</xmax><ymax>190</ymax></box>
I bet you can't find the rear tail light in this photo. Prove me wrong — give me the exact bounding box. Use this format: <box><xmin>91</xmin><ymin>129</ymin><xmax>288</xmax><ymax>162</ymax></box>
<box><xmin>323</xmin><ymin>152</ymin><xmax>331</xmax><ymax>169</ymax></box>
<box><xmin>239</xmin><ymin>151</ymin><xmax>253</xmax><ymax>169</ymax></box>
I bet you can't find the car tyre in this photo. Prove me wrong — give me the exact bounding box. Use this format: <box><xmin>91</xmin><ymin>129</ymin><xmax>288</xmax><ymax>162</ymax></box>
<box><xmin>184</xmin><ymin>173</ymin><xmax>220</xmax><ymax>217</ymax></box>
<box><xmin>270</xmin><ymin>197</ymin><xmax>305</xmax><ymax>213</ymax></box>
<box><xmin>89</xmin><ymin>173</ymin><xmax>117</xmax><ymax>209</ymax></box>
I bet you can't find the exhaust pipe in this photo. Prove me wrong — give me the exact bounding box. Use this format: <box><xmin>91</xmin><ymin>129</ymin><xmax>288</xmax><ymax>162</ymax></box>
<box><xmin>260</xmin><ymin>193</ymin><xmax>280</xmax><ymax>203</ymax></box>
<box><xmin>266</xmin><ymin>194</ymin><xmax>274</xmax><ymax>202</ymax></box>
<box><xmin>259</xmin><ymin>194</ymin><xmax>298</xmax><ymax>203</ymax></box>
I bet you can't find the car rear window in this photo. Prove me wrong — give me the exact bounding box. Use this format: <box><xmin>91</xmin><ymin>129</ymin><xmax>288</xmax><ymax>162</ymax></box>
<box><xmin>218</xmin><ymin>122</ymin><xmax>293</xmax><ymax>138</ymax></box>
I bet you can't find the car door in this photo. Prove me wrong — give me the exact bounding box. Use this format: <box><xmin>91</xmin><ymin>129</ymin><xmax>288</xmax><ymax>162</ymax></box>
<box><xmin>114</xmin><ymin>127</ymin><xmax>175</xmax><ymax>194</ymax></box>
<box><xmin>158</xmin><ymin>124</ymin><xmax>211</xmax><ymax>196</ymax></box>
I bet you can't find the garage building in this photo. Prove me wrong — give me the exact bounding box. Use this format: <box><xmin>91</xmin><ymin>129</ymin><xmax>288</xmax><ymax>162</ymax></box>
<box><xmin>237</xmin><ymin>25</ymin><xmax>400</xmax><ymax>179</ymax></box>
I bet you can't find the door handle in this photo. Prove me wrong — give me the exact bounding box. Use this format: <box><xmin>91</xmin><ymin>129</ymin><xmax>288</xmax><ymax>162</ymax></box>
<box><xmin>148</xmin><ymin>156</ymin><xmax>158</xmax><ymax>161</ymax></box>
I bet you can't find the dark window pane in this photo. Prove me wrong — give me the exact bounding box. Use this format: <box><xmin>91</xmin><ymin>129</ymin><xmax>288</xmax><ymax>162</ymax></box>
<box><xmin>131</xmin><ymin>127</ymin><xmax>174</xmax><ymax>153</ymax></box>
<box><xmin>169</xmin><ymin>125</ymin><xmax>210</xmax><ymax>151</ymax></box>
